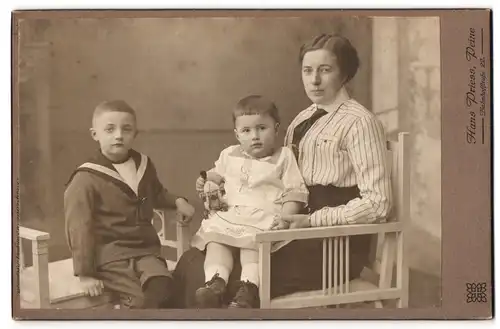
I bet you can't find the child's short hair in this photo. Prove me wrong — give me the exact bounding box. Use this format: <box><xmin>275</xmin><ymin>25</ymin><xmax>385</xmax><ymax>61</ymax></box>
<box><xmin>92</xmin><ymin>100</ymin><xmax>137</xmax><ymax>126</ymax></box>
<box><xmin>232</xmin><ymin>95</ymin><xmax>280</xmax><ymax>125</ymax></box>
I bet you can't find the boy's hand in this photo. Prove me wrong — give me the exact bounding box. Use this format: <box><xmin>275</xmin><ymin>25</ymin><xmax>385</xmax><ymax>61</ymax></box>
<box><xmin>176</xmin><ymin>198</ymin><xmax>195</xmax><ymax>222</ymax></box>
<box><xmin>79</xmin><ymin>276</ymin><xmax>104</xmax><ymax>297</ymax></box>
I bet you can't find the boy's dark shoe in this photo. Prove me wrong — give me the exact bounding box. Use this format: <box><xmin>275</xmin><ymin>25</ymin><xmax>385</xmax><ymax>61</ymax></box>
<box><xmin>143</xmin><ymin>275</ymin><xmax>176</xmax><ymax>309</ymax></box>
<box><xmin>228</xmin><ymin>280</ymin><xmax>260</xmax><ymax>308</ymax></box>
<box><xmin>194</xmin><ymin>273</ymin><xmax>227</xmax><ymax>308</ymax></box>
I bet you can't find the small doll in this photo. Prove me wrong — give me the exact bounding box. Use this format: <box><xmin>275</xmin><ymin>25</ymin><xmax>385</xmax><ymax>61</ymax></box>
<box><xmin>198</xmin><ymin>171</ymin><xmax>228</xmax><ymax>219</ymax></box>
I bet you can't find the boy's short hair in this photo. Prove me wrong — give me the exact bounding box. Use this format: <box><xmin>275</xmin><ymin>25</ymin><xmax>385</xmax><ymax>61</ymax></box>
<box><xmin>92</xmin><ymin>100</ymin><xmax>137</xmax><ymax>126</ymax></box>
<box><xmin>232</xmin><ymin>95</ymin><xmax>280</xmax><ymax>125</ymax></box>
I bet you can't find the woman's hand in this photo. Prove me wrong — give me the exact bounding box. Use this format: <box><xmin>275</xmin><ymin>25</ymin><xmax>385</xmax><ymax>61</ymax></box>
<box><xmin>195</xmin><ymin>175</ymin><xmax>206</xmax><ymax>194</ymax></box>
<box><xmin>285</xmin><ymin>214</ymin><xmax>311</xmax><ymax>229</ymax></box>
<box><xmin>270</xmin><ymin>214</ymin><xmax>311</xmax><ymax>230</ymax></box>
<box><xmin>270</xmin><ymin>216</ymin><xmax>290</xmax><ymax>230</ymax></box>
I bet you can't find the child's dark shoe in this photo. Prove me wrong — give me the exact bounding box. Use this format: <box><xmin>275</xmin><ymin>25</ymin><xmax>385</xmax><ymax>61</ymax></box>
<box><xmin>194</xmin><ymin>273</ymin><xmax>227</xmax><ymax>308</ymax></box>
<box><xmin>228</xmin><ymin>280</ymin><xmax>260</xmax><ymax>308</ymax></box>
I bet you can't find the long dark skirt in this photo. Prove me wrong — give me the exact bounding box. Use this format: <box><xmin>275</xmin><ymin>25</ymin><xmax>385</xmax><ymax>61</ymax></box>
<box><xmin>171</xmin><ymin>185</ymin><xmax>372</xmax><ymax>308</ymax></box>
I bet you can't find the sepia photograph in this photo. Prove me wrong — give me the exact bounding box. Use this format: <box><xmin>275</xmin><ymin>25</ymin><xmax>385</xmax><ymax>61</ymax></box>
<box><xmin>14</xmin><ymin>12</ymin><xmax>443</xmax><ymax>315</ymax></box>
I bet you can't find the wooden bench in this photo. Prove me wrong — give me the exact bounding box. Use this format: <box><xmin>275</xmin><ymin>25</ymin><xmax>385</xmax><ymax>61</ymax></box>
<box><xmin>18</xmin><ymin>209</ymin><xmax>190</xmax><ymax>309</ymax></box>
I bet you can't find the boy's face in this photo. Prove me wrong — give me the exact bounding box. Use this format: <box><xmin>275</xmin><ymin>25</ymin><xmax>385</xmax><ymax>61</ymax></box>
<box><xmin>234</xmin><ymin>114</ymin><xmax>278</xmax><ymax>158</ymax></box>
<box><xmin>91</xmin><ymin>111</ymin><xmax>137</xmax><ymax>162</ymax></box>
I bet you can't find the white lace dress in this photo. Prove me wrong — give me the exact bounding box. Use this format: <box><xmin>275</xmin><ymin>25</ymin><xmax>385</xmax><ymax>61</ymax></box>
<box><xmin>191</xmin><ymin>145</ymin><xmax>309</xmax><ymax>252</ymax></box>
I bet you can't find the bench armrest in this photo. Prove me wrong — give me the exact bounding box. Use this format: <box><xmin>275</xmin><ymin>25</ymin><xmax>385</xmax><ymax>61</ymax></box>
<box><xmin>19</xmin><ymin>226</ymin><xmax>50</xmax><ymax>241</ymax></box>
<box><xmin>18</xmin><ymin>226</ymin><xmax>51</xmax><ymax>308</ymax></box>
<box><xmin>254</xmin><ymin>222</ymin><xmax>403</xmax><ymax>243</ymax></box>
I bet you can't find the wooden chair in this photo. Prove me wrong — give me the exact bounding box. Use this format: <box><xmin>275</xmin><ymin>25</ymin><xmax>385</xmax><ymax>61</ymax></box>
<box><xmin>255</xmin><ymin>132</ymin><xmax>410</xmax><ymax>309</ymax></box>
<box><xmin>18</xmin><ymin>209</ymin><xmax>190</xmax><ymax>309</ymax></box>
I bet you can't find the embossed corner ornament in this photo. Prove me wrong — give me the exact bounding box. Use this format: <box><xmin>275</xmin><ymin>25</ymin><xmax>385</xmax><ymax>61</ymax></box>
<box><xmin>466</xmin><ymin>282</ymin><xmax>487</xmax><ymax>303</ymax></box>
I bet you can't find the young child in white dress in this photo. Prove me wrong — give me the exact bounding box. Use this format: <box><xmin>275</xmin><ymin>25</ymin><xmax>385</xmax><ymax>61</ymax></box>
<box><xmin>191</xmin><ymin>95</ymin><xmax>309</xmax><ymax>308</ymax></box>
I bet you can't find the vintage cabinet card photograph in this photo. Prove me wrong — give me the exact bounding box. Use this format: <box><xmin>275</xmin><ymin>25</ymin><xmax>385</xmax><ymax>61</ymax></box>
<box><xmin>11</xmin><ymin>8</ymin><xmax>492</xmax><ymax>320</ymax></box>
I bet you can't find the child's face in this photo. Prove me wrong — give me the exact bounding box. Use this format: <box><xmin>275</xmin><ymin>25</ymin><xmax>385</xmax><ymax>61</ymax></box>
<box><xmin>91</xmin><ymin>111</ymin><xmax>137</xmax><ymax>162</ymax></box>
<box><xmin>234</xmin><ymin>114</ymin><xmax>278</xmax><ymax>158</ymax></box>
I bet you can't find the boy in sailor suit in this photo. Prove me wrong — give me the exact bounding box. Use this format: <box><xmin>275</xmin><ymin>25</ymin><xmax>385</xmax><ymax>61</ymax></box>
<box><xmin>64</xmin><ymin>100</ymin><xmax>195</xmax><ymax>309</ymax></box>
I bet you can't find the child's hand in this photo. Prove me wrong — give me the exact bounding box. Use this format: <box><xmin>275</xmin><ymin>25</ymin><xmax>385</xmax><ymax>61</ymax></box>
<box><xmin>196</xmin><ymin>171</ymin><xmax>224</xmax><ymax>195</ymax></box>
<box><xmin>195</xmin><ymin>175</ymin><xmax>206</xmax><ymax>194</ymax></box>
<box><xmin>176</xmin><ymin>198</ymin><xmax>195</xmax><ymax>222</ymax></box>
<box><xmin>79</xmin><ymin>276</ymin><xmax>104</xmax><ymax>297</ymax></box>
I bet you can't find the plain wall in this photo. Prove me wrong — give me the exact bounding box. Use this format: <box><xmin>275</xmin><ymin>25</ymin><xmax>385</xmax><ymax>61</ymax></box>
<box><xmin>372</xmin><ymin>17</ymin><xmax>441</xmax><ymax>276</ymax></box>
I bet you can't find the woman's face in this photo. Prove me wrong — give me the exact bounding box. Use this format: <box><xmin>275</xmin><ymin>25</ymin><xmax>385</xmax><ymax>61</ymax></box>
<box><xmin>301</xmin><ymin>49</ymin><xmax>345</xmax><ymax>106</ymax></box>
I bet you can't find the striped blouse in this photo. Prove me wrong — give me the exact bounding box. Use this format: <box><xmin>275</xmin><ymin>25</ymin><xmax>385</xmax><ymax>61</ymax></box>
<box><xmin>284</xmin><ymin>87</ymin><xmax>392</xmax><ymax>227</ymax></box>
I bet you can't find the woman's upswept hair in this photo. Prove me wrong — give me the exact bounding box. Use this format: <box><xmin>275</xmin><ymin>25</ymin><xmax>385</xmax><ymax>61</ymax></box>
<box><xmin>299</xmin><ymin>33</ymin><xmax>360</xmax><ymax>83</ymax></box>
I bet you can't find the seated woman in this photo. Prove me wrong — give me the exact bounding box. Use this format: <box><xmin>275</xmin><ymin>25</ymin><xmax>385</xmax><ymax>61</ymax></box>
<box><xmin>172</xmin><ymin>33</ymin><xmax>392</xmax><ymax>308</ymax></box>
